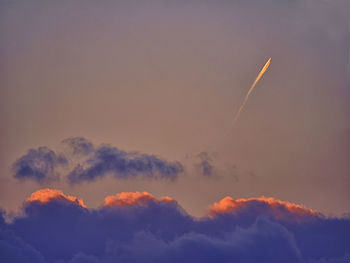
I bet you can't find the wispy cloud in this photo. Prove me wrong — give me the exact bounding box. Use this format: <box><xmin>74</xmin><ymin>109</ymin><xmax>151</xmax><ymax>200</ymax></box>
<box><xmin>67</xmin><ymin>141</ymin><xmax>184</xmax><ymax>184</ymax></box>
<box><xmin>195</xmin><ymin>152</ymin><xmax>215</xmax><ymax>176</ymax></box>
<box><xmin>12</xmin><ymin>138</ymin><xmax>184</xmax><ymax>184</ymax></box>
<box><xmin>12</xmin><ymin>147</ymin><xmax>67</xmax><ymax>183</ymax></box>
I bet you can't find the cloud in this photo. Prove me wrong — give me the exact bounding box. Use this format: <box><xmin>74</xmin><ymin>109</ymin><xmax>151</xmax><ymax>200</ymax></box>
<box><xmin>12</xmin><ymin>138</ymin><xmax>184</xmax><ymax>184</ymax></box>
<box><xmin>102</xmin><ymin>191</ymin><xmax>176</xmax><ymax>207</ymax></box>
<box><xmin>0</xmin><ymin>228</ymin><xmax>47</xmax><ymax>263</ymax></box>
<box><xmin>67</xmin><ymin>142</ymin><xmax>184</xmax><ymax>184</ymax></box>
<box><xmin>1</xmin><ymin>189</ymin><xmax>349</xmax><ymax>263</ymax></box>
<box><xmin>62</xmin><ymin>137</ymin><xmax>94</xmax><ymax>156</ymax></box>
<box><xmin>0</xmin><ymin>209</ymin><xmax>46</xmax><ymax>263</ymax></box>
<box><xmin>104</xmin><ymin>218</ymin><xmax>303</xmax><ymax>263</ymax></box>
<box><xmin>12</xmin><ymin>147</ymin><xmax>67</xmax><ymax>183</ymax></box>
<box><xmin>209</xmin><ymin>196</ymin><xmax>318</xmax><ymax>222</ymax></box>
<box><xmin>308</xmin><ymin>254</ymin><xmax>350</xmax><ymax>263</ymax></box>
<box><xmin>195</xmin><ymin>152</ymin><xmax>214</xmax><ymax>176</ymax></box>
<box><xmin>68</xmin><ymin>252</ymin><xmax>101</xmax><ymax>263</ymax></box>
<box><xmin>26</xmin><ymin>188</ymin><xmax>86</xmax><ymax>208</ymax></box>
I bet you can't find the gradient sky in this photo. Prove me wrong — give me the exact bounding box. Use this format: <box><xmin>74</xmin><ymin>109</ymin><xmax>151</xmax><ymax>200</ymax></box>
<box><xmin>1</xmin><ymin>0</ymin><xmax>350</xmax><ymax>218</ymax></box>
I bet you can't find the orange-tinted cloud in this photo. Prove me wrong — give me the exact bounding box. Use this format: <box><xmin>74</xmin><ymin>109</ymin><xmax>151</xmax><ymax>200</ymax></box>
<box><xmin>209</xmin><ymin>196</ymin><xmax>318</xmax><ymax>221</ymax></box>
<box><xmin>103</xmin><ymin>191</ymin><xmax>176</xmax><ymax>207</ymax></box>
<box><xmin>5</xmin><ymin>189</ymin><xmax>350</xmax><ymax>263</ymax></box>
<box><xmin>26</xmin><ymin>188</ymin><xmax>86</xmax><ymax>208</ymax></box>
<box><xmin>25</xmin><ymin>189</ymin><xmax>319</xmax><ymax>221</ymax></box>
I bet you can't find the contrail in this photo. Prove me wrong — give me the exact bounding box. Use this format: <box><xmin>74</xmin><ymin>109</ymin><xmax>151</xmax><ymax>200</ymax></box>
<box><xmin>233</xmin><ymin>57</ymin><xmax>271</xmax><ymax>123</ymax></box>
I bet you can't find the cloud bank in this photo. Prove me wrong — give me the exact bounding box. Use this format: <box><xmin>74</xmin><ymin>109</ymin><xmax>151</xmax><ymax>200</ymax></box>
<box><xmin>12</xmin><ymin>138</ymin><xmax>184</xmax><ymax>184</ymax></box>
<box><xmin>0</xmin><ymin>189</ymin><xmax>349</xmax><ymax>263</ymax></box>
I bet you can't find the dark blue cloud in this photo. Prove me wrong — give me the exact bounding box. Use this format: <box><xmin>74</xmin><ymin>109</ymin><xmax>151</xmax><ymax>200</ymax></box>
<box><xmin>67</xmin><ymin>140</ymin><xmax>184</xmax><ymax>184</ymax></box>
<box><xmin>12</xmin><ymin>147</ymin><xmax>67</xmax><ymax>183</ymax></box>
<box><xmin>0</xmin><ymin>229</ymin><xmax>47</xmax><ymax>263</ymax></box>
<box><xmin>12</xmin><ymin>138</ymin><xmax>184</xmax><ymax>184</ymax></box>
<box><xmin>1</xmin><ymin>191</ymin><xmax>349</xmax><ymax>263</ymax></box>
<box><xmin>103</xmin><ymin>219</ymin><xmax>303</xmax><ymax>263</ymax></box>
<box><xmin>0</xmin><ymin>209</ymin><xmax>46</xmax><ymax>263</ymax></box>
<box><xmin>68</xmin><ymin>253</ymin><xmax>100</xmax><ymax>263</ymax></box>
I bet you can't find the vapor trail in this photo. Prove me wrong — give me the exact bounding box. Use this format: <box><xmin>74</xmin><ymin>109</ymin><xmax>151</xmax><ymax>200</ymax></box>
<box><xmin>233</xmin><ymin>58</ymin><xmax>271</xmax><ymax>123</ymax></box>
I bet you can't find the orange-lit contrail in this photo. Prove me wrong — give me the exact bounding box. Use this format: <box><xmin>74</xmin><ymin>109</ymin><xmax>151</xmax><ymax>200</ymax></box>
<box><xmin>233</xmin><ymin>58</ymin><xmax>271</xmax><ymax>123</ymax></box>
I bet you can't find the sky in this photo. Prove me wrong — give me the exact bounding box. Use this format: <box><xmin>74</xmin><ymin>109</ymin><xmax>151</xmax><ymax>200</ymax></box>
<box><xmin>0</xmin><ymin>0</ymin><xmax>350</xmax><ymax>261</ymax></box>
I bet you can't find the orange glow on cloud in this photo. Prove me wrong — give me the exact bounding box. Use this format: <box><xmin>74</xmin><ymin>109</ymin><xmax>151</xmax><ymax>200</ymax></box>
<box><xmin>25</xmin><ymin>189</ymin><xmax>319</xmax><ymax>221</ymax></box>
<box><xmin>209</xmin><ymin>196</ymin><xmax>318</xmax><ymax>219</ymax></box>
<box><xmin>26</xmin><ymin>188</ymin><xmax>86</xmax><ymax>208</ymax></box>
<box><xmin>103</xmin><ymin>191</ymin><xmax>175</xmax><ymax>207</ymax></box>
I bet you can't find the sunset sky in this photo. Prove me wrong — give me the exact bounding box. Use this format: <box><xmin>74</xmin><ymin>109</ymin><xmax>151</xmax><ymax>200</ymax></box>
<box><xmin>1</xmin><ymin>1</ymin><xmax>350</xmax><ymax>262</ymax></box>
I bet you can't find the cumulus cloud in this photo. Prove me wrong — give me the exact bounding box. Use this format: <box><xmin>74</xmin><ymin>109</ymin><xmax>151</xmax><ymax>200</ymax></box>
<box><xmin>12</xmin><ymin>147</ymin><xmax>67</xmax><ymax>183</ymax></box>
<box><xmin>0</xmin><ymin>228</ymin><xmax>46</xmax><ymax>263</ymax></box>
<box><xmin>26</xmin><ymin>188</ymin><xmax>86</xmax><ymax>208</ymax></box>
<box><xmin>102</xmin><ymin>191</ymin><xmax>176</xmax><ymax>207</ymax></box>
<box><xmin>12</xmin><ymin>138</ymin><xmax>184</xmax><ymax>184</ymax></box>
<box><xmin>104</xmin><ymin>219</ymin><xmax>303</xmax><ymax>263</ymax></box>
<box><xmin>0</xmin><ymin>189</ymin><xmax>349</xmax><ymax>263</ymax></box>
<box><xmin>209</xmin><ymin>196</ymin><xmax>318</xmax><ymax>222</ymax></box>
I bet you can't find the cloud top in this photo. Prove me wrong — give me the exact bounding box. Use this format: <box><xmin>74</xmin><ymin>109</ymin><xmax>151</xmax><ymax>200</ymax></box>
<box><xmin>103</xmin><ymin>191</ymin><xmax>175</xmax><ymax>207</ymax></box>
<box><xmin>209</xmin><ymin>196</ymin><xmax>318</xmax><ymax>222</ymax></box>
<box><xmin>0</xmin><ymin>189</ymin><xmax>349</xmax><ymax>263</ymax></box>
<box><xmin>26</xmin><ymin>188</ymin><xmax>86</xmax><ymax>208</ymax></box>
